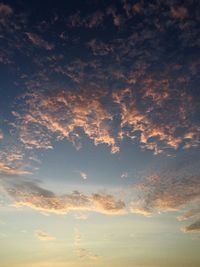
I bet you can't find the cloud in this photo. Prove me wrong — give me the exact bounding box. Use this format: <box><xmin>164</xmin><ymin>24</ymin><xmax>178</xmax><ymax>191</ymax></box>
<box><xmin>34</xmin><ymin>230</ymin><xmax>55</xmax><ymax>241</ymax></box>
<box><xmin>92</xmin><ymin>193</ymin><xmax>126</xmax><ymax>215</ymax></box>
<box><xmin>79</xmin><ymin>172</ymin><xmax>87</xmax><ymax>180</ymax></box>
<box><xmin>107</xmin><ymin>6</ymin><xmax>123</xmax><ymax>26</ymax></box>
<box><xmin>133</xmin><ymin>173</ymin><xmax>200</xmax><ymax>214</ymax></box>
<box><xmin>121</xmin><ymin>172</ymin><xmax>128</xmax><ymax>178</ymax></box>
<box><xmin>0</xmin><ymin>130</ymin><xmax>3</xmax><ymax>140</ymax></box>
<box><xmin>112</xmin><ymin>86</ymin><xmax>200</xmax><ymax>154</ymax></box>
<box><xmin>130</xmin><ymin>206</ymin><xmax>152</xmax><ymax>217</ymax></box>
<box><xmin>68</xmin><ymin>11</ymin><xmax>104</xmax><ymax>28</ymax></box>
<box><xmin>1</xmin><ymin>176</ymin><xmax>126</xmax><ymax>215</ymax></box>
<box><xmin>170</xmin><ymin>6</ymin><xmax>188</xmax><ymax>19</ymax></box>
<box><xmin>74</xmin><ymin>226</ymin><xmax>100</xmax><ymax>260</ymax></box>
<box><xmin>130</xmin><ymin>156</ymin><xmax>200</xmax><ymax>232</ymax></box>
<box><xmin>0</xmin><ymin>3</ymin><xmax>13</xmax><ymax>16</ymax></box>
<box><xmin>177</xmin><ymin>208</ymin><xmax>200</xmax><ymax>221</ymax></box>
<box><xmin>12</xmin><ymin>90</ymin><xmax>119</xmax><ymax>153</ymax></box>
<box><xmin>25</xmin><ymin>32</ymin><xmax>54</xmax><ymax>50</ymax></box>
<box><xmin>0</xmin><ymin>162</ymin><xmax>31</xmax><ymax>175</ymax></box>
<box><xmin>182</xmin><ymin>219</ymin><xmax>200</xmax><ymax>233</ymax></box>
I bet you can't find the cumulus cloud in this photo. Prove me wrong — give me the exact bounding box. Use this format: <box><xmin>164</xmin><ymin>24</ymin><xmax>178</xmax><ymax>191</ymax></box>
<box><xmin>1</xmin><ymin>176</ymin><xmax>126</xmax><ymax>215</ymax></box>
<box><xmin>34</xmin><ymin>229</ymin><xmax>56</xmax><ymax>241</ymax></box>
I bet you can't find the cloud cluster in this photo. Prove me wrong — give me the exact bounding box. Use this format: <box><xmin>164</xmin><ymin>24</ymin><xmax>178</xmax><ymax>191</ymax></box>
<box><xmin>12</xmin><ymin>90</ymin><xmax>119</xmax><ymax>153</ymax></box>
<box><xmin>0</xmin><ymin>0</ymin><xmax>199</xmax><ymax>156</ymax></box>
<box><xmin>130</xmin><ymin>157</ymin><xmax>200</xmax><ymax>232</ymax></box>
<box><xmin>1</xmin><ymin>176</ymin><xmax>126</xmax><ymax>215</ymax></box>
<box><xmin>12</xmin><ymin>85</ymin><xmax>200</xmax><ymax>155</ymax></box>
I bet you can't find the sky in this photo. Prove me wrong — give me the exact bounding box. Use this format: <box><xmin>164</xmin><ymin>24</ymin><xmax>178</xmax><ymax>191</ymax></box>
<box><xmin>0</xmin><ymin>0</ymin><xmax>200</xmax><ymax>266</ymax></box>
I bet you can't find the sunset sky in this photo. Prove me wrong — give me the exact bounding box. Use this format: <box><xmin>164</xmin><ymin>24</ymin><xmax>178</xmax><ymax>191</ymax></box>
<box><xmin>0</xmin><ymin>0</ymin><xmax>200</xmax><ymax>266</ymax></box>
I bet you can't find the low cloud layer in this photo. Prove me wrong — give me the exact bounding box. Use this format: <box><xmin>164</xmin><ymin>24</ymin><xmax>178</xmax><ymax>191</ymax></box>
<box><xmin>1</xmin><ymin>176</ymin><xmax>126</xmax><ymax>215</ymax></box>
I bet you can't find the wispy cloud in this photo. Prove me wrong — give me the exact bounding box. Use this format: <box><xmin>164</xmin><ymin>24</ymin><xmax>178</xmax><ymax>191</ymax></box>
<box><xmin>25</xmin><ymin>32</ymin><xmax>54</xmax><ymax>50</ymax></box>
<box><xmin>74</xmin><ymin>226</ymin><xmax>100</xmax><ymax>260</ymax></box>
<box><xmin>34</xmin><ymin>229</ymin><xmax>56</xmax><ymax>241</ymax></box>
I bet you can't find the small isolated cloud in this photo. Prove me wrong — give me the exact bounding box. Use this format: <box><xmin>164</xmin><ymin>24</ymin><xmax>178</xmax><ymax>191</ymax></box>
<box><xmin>0</xmin><ymin>3</ymin><xmax>13</xmax><ymax>16</ymax></box>
<box><xmin>79</xmin><ymin>171</ymin><xmax>87</xmax><ymax>180</ymax></box>
<box><xmin>34</xmin><ymin>229</ymin><xmax>55</xmax><ymax>241</ymax></box>
<box><xmin>121</xmin><ymin>172</ymin><xmax>128</xmax><ymax>178</ymax></box>
<box><xmin>170</xmin><ymin>6</ymin><xmax>188</xmax><ymax>19</ymax></box>
<box><xmin>0</xmin><ymin>130</ymin><xmax>3</xmax><ymax>140</ymax></box>
<box><xmin>25</xmin><ymin>32</ymin><xmax>54</xmax><ymax>50</ymax></box>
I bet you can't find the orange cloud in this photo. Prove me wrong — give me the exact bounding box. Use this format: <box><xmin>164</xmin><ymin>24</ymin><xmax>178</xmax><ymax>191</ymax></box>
<box><xmin>13</xmin><ymin>90</ymin><xmax>119</xmax><ymax>153</ymax></box>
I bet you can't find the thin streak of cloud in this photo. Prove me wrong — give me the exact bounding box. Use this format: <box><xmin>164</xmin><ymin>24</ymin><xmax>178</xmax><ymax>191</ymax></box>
<box><xmin>34</xmin><ymin>229</ymin><xmax>56</xmax><ymax>241</ymax></box>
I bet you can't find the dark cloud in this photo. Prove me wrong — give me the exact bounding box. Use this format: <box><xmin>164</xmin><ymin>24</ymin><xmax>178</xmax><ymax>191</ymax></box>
<box><xmin>182</xmin><ymin>219</ymin><xmax>200</xmax><ymax>233</ymax></box>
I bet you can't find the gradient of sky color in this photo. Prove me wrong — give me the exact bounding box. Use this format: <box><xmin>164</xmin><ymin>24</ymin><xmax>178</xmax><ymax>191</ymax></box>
<box><xmin>0</xmin><ymin>0</ymin><xmax>200</xmax><ymax>267</ymax></box>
